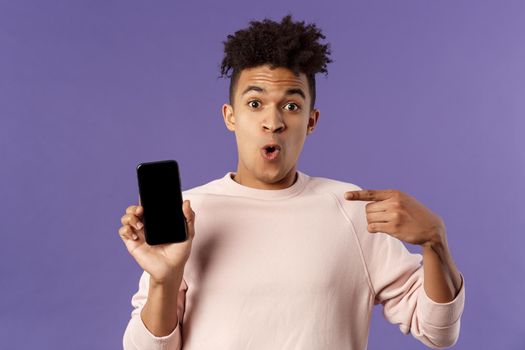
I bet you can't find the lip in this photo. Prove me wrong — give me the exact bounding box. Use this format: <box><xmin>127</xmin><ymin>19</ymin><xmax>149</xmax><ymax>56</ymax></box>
<box><xmin>260</xmin><ymin>143</ymin><xmax>282</xmax><ymax>161</ymax></box>
<box><xmin>261</xmin><ymin>143</ymin><xmax>282</xmax><ymax>151</ymax></box>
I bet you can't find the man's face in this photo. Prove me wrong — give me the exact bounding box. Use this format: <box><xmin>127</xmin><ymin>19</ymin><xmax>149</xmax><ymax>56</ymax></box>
<box><xmin>222</xmin><ymin>64</ymin><xmax>320</xmax><ymax>189</ymax></box>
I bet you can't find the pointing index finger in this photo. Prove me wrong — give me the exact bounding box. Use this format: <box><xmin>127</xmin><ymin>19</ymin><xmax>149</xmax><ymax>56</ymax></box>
<box><xmin>344</xmin><ymin>189</ymin><xmax>393</xmax><ymax>201</ymax></box>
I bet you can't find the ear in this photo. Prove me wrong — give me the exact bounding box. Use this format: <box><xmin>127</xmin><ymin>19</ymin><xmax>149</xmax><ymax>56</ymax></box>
<box><xmin>306</xmin><ymin>108</ymin><xmax>320</xmax><ymax>135</ymax></box>
<box><xmin>222</xmin><ymin>103</ymin><xmax>235</xmax><ymax>131</ymax></box>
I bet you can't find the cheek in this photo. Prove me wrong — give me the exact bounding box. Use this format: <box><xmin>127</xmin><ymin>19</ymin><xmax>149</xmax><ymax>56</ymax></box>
<box><xmin>287</xmin><ymin>131</ymin><xmax>307</xmax><ymax>149</ymax></box>
<box><xmin>235</xmin><ymin>116</ymin><xmax>258</xmax><ymax>135</ymax></box>
<box><xmin>234</xmin><ymin>126</ymin><xmax>258</xmax><ymax>155</ymax></box>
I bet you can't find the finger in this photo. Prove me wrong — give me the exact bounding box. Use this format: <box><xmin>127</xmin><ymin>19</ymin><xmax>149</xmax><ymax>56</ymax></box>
<box><xmin>121</xmin><ymin>213</ymin><xmax>134</xmax><ymax>226</ymax></box>
<box><xmin>366</xmin><ymin>211</ymin><xmax>393</xmax><ymax>223</ymax></box>
<box><xmin>126</xmin><ymin>205</ymin><xmax>138</xmax><ymax>215</ymax></box>
<box><xmin>182</xmin><ymin>200</ymin><xmax>195</xmax><ymax>224</ymax></box>
<box><xmin>182</xmin><ymin>200</ymin><xmax>196</xmax><ymax>239</ymax></box>
<box><xmin>118</xmin><ymin>225</ymin><xmax>146</xmax><ymax>256</ymax></box>
<box><xmin>132</xmin><ymin>223</ymin><xmax>146</xmax><ymax>242</ymax></box>
<box><xmin>365</xmin><ymin>201</ymin><xmax>389</xmax><ymax>213</ymax></box>
<box><xmin>125</xmin><ymin>205</ymin><xmax>143</xmax><ymax>218</ymax></box>
<box><xmin>344</xmin><ymin>189</ymin><xmax>395</xmax><ymax>201</ymax></box>
<box><xmin>367</xmin><ymin>222</ymin><xmax>390</xmax><ymax>233</ymax></box>
<box><xmin>119</xmin><ymin>225</ymin><xmax>139</xmax><ymax>241</ymax></box>
<box><xmin>121</xmin><ymin>213</ymin><xmax>144</xmax><ymax>230</ymax></box>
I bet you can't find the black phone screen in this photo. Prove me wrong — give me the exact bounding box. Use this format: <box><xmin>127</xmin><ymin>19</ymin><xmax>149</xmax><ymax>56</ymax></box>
<box><xmin>136</xmin><ymin>160</ymin><xmax>187</xmax><ymax>245</ymax></box>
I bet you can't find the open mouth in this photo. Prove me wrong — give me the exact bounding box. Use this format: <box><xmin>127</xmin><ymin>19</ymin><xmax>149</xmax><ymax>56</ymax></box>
<box><xmin>261</xmin><ymin>144</ymin><xmax>281</xmax><ymax>161</ymax></box>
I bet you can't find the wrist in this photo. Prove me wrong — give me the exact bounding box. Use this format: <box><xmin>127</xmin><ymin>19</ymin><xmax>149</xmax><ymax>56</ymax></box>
<box><xmin>421</xmin><ymin>220</ymin><xmax>447</xmax><ymax>250</ymax></box>
<box><xmin>421</xmin><ymin>226</ymin><xmax>450</xmax><ymax>264</ymax></box>
<box><xmin>149</xmin><ymin>268</ymin><xmax>185</xmax><ymax>290</ymax></box>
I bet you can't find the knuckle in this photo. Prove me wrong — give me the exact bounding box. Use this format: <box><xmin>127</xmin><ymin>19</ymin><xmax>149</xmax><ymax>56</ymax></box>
<box><xmin>121</xmin><ymin>214</ymin><xmax>131</xmax><ymax>225</ymax></box>
<box><xmin>118</xmin><ymin>226</ymin><xmax>128</xmax><ymax>237</ymax></box>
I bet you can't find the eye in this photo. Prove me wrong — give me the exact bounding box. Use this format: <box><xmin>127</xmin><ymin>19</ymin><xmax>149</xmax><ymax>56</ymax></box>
<box><xmin>284</xmin><ymin>103</ymin><xmax>300</xmax><ymax>111</ymax></box>
<box><xmin>248</xmin><ymin>100</ymin><xmax>261</xmax><ymax>109</ymax></box>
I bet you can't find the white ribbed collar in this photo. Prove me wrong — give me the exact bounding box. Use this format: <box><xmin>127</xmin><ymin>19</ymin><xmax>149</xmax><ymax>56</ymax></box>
<box><xmin>220</xmin><ymin>170</ymin><xmax>309</xmax><ymax>200</ymax></box>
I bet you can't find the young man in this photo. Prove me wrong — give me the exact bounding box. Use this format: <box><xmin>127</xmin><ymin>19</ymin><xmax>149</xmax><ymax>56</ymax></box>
<box><xmin>119</xmin><ymin>15</ymin><xmax>465</xmax><ymax>350</ymax></box>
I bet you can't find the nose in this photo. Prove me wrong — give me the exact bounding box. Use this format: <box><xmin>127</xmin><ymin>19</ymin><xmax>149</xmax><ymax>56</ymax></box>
<box><xmin>262</xmin><ymin>108</ymin><xmax>285</xmax><ymax>133</ymax></box>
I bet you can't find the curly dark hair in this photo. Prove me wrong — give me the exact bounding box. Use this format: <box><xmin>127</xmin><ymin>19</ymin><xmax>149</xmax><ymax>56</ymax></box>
<box><xmin>219</xmin><ymin>14</ymin><xmax>333</xmax><ymax>111</ymax></box>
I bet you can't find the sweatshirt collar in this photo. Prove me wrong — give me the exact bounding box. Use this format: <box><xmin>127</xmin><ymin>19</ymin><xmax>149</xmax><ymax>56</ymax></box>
<box><xmin>221</xmin><ymin>170</ymin><xmax>309</xmax><ymax>200</ymax></box>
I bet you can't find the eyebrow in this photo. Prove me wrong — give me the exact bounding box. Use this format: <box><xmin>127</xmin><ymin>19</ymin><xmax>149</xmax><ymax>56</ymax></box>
<box><xmin>241</xmin><ymin>85</ymin><xmax>306</xmax><ymax>100</ymax></box>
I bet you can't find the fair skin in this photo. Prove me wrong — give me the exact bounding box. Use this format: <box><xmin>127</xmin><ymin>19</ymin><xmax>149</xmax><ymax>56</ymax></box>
<box><xmin>221</xmin><ymin>64</ymin><xmax>320</xmax><ymax>190</ymax></box>
<box><xmin>118</xmin><ymin>64</ymin><xmax>461</xmax><ymax>337</ymax></box>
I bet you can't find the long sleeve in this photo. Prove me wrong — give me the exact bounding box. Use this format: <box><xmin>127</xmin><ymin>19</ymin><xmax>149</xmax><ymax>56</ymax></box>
<box><xmin>123</xmin><ymin>271</ymin><xmax>188</xmax><ymax>350</ymax></box>
<box><xmin>119</xmin><ymin>170</ymin><xmax>465</xmax><ymax>349</ymax></box>
<box><xmin>350</xmin><ymin>198</ymin><xmax>465</xmax><ymax>349</ymax></box>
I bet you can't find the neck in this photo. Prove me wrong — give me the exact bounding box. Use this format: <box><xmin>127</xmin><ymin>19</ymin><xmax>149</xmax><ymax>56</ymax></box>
<box><xmin>232</xmin><ymin>167</ymin><xmax>298</xmax><ymax>190</ymax></box>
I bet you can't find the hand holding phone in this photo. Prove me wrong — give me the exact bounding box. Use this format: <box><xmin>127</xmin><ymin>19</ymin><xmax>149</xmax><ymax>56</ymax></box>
<box><xmin>117</xmin><ymin>160</ymin><xmax>196</xmax><ymax>284</ymax></box>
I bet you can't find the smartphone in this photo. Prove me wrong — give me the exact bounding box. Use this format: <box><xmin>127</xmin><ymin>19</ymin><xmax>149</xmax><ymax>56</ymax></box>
<box><xmin>136</xmin><ymin>159</ymin><xmax>187</xmax><ymax>245</ymax></box>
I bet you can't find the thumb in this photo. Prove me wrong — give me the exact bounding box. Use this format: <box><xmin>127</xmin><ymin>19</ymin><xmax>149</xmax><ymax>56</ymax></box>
<box><xmin>182</xmin><ymin>200</ymin><xmax>196</xmax><ymax>239</ymax></box>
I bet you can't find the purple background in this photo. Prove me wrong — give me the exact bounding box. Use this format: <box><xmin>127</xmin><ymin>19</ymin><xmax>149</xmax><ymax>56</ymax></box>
<box><xmin>1</xmin><ymin>1</ymin><xmax>524</xmax><ymax>349</ymax></box>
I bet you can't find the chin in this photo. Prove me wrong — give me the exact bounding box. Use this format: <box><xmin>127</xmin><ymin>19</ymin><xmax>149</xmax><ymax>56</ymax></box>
<box><xmin>258</xmin><ymin>166</ymin><xmax>290</xmax><ymax>183</ymax></box>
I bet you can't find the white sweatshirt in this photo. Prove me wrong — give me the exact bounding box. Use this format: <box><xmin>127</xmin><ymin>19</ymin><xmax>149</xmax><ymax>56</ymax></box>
<box><xmin>123</xmin><ymin>170</ymin><xmax>465</xmax><ymax>349</ymax></box>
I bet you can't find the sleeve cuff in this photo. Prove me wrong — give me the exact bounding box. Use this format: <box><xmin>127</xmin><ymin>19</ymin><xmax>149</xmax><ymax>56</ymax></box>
<box><xmin>124</xmin><ymin>313</ymin><xmax>182</xmax><ymax>349</ymax></box>
<box><xmin>416</xmin><ymin>272</ymin><xmax>465</xmax><ymax>328</ymax></box>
